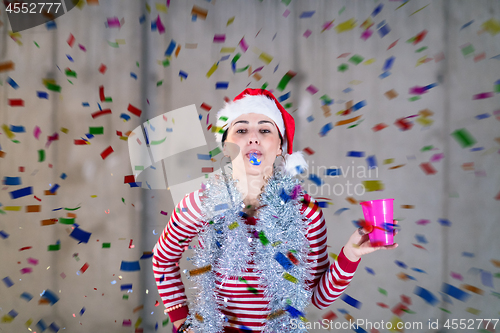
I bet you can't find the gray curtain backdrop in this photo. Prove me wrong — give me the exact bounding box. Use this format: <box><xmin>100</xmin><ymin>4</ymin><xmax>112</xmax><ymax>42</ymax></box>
<box><xmin>1</xmin><ymin>0</ymin><xmax>499</xmax><ymax>332</ymax></box>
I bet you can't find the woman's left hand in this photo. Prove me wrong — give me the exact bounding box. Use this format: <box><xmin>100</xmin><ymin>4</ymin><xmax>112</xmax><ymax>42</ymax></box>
<box><xmin>342</xmin><ymin>220</ymin><xmax>399</xmax><ymax>262</ymax></box>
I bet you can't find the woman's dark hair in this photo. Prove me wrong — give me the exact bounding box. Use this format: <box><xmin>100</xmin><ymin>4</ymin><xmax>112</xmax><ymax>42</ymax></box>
<box><xmin>221</xmin><ymin>128</ymin><xmax>283</xmax><ymax>149</ymax></box>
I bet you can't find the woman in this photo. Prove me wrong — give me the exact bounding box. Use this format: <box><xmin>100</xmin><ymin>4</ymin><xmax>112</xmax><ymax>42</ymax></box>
<box><xmin>152</xmin><ymin>89</ymin><xmax>398</xmax><ymax>333</ymax></box>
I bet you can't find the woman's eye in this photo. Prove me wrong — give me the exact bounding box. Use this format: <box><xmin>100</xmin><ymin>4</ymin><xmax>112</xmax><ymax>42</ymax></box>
<box><xmin>236</xmin><ymin>129</ymin><xmax>247</xmax><ymax>134</ymax></box>
<box><xmin>260</xmin><ymin>129</ymin><xmax>271</xmax><ymax>133</ymax></box>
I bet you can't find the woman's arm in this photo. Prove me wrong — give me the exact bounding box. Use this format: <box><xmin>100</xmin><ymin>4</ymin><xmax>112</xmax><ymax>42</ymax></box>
<box><xmin>152</xmin><ymin>190</ymin><xmax>205</xmax><ymax>325</ymax></box>
<box><xmin>301</xmin><ymin>194</ymin><xmax>361</xmax><ymax>309</ymax></box>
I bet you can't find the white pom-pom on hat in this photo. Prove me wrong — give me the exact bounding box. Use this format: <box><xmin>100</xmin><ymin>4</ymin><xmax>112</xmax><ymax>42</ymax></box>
<box><xmin>215</xmin><ymin>88</ymin><xmax>308</xmax><ymax>176</ymax></box>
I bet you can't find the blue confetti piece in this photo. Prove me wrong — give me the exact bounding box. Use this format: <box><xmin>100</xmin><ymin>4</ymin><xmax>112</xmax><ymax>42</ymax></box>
<box><xmin>439</xmin><ymin>291</ymin><xmax>454</xmax><ymax>304</ymax></box>
<box><xmin>351</xmin><ymin>100</ymin><xmax>367</xmax><ymax>111</ymax></box>
<box><xmin>140</xmin><ymin>252</ymin><xmax>154</xmax><ymax>259</ymax></box>
<box><xmin>120</xmin><ymin>283</ymin><xmax>133</xmax><ymax>291</ymax></box>
<box><xmin>470</xmin><ymin>147</ymin><xmax>484</xmax><ymax>152</ymax></box>
<box><xmin>377</xmin><ymin>23</ymin><xmax>391</xmax><ymax>38</ymax></box>
<box><xmin>129</xmin><ymin>182</ymin><xmax>141</xmax><ymax>188</ymax></box>
<box><xmin>179</xmin><ymin>70</ymin><xmax>188</xmax><ymax>79</ymax></box>
<box><xmin>411</xmin><ymin>267</ymin><xmax>427</xmax><ymax>274</ymax></box>
<box><xmin>366</xmin><ymin>155</ymin><xmax>377</xmax><ymax>169</ymax></box>
<box><xmin>41</xmin><ymin>289</ymin><xmax>60</xmax><ymax>305</ymax></box>
<box><xmin>347</xmin><ymin>151</ymin><xmax>365</xmax><ymax>158</ymax></box>
<box><xmin>219</xmin><ymin>55</ymin><xmax>230</xmax><ymax>61</ymax></box>
<box><xmin>424</xmin><ymin>82</ymin><xmax>438</xmax><ymax>90</ymax></box>
<box><xmin>60</xmin><ymin>173</ymin><xmax>67</xmax><ymax>180</ymax></box>
<box><xmin>52</xmin><ymin>207</ymin><xmax>63</xmax><ymax>211</ymax></box>
<box><xmin>316</xmin><ymin>201</ymin><xmax>328</xmax><ymax>208</ymax></box>
<box><xmin>325</xmin><ymin>168</ymin><xmax>341</xmax><ymax>176</ymax></box>
<box><xmin>481</xmin><ymin>271</ymin><xmax>494</xmax><ymax>288</ymax></box>
<box><xmin>354</xmin><ymin>326</ymin><xmax>368</xmax><ymax>333</ymax></box>
<box><xmin>139</xmin><ymin>14</ymin><xmax>146</xmax><ymax>24</ymax></box>
<box><xmin>441</xmin><ymin>283</ymin><xmax>471</xmax><ymax>302</ymax></box>
<box><xmin>49</xmin><ymin>184</ymin><xmax>60</xmax><ymax>194</ymax></box>
<box><xmin>79</xmin><ymin>307</ymin><xmax>86</xmax><ymax>316</ymax></box>
<box><xmin>239</xmin><ymin>325</ymin><xmax>253</xmax><ymax>333</ymax></box>
<box><xmin>120</xmin><ymin>113</ymin><xmax>131</xmax><ymax>121</ymax></box>
<box><xmin>415</xmin><ymin>234</ymin><xmax>428</xmax><ymax>244</ymax></box>
<box><xmin>376</xmin><ymin>20</ymin><xmax>386</xmax><ymax>29</ymax></box>
<box><xmin>275</xmin><ymin>252</ymin><xmax>294</xmax><ymax>270</ymax></box>
<box><xmin>215</xmin><ymin>203</ymin><xmax>229</xmax><ymax>211</ymax></box>
<box><xmin>343</xmin><ymin>87</ymin><xmax>353</xmax><ymax>93</ymax></box>
<box><xmin>120</xmin><ymin>261</ymin><xmax>141</xmax><ymax>272</ymax></box>
<box><xmin>382</xmin><ymin>56</ymin><xmax>395</xmax><ymax>72</ymax></box>
<box><xmin>414</xmin><ymin>286</ymin><xmax>438</xmax><ymax>306</ymax></box>
<box><xmin>199</xmin><ymin>114</ymin><xmax>203</xmax><ymax>121</ymax></box>
<box><xmin>475</xmin><ymin>113</ymin><xmax>490</xmax><ymax>120</ymax></box>
<box><xmin>9</xmin><ymin>186</ymin><xmax>33</xmax><ymax>199</ymax></box>
<box><xmin>85</xmin><ymin>133</ymin><xmax>94</xmax><ymax>139</ymax></box>
<box><xmin>365</xmin><ymin>267</ymin><xmax>375</xmax><ymax>275</ymax></box>
<box><xmin>462</xmin><ymin>251</ymin><xmax>475</xmax><ymax>257</ymax></box>
<box><xmin>37</xmin><ymin>91</ymin><xmax>49</xmax><ymax>99</ymax></box>
<box><xmin>151</xmin><ymin>21</ymin><xmax>157</xmax><ymax>31</ymax></box>
<box><xmin>49</xmin><ymin>322</ymin><xmax>60</xmax><ymax>332</ymax></box>
<box><xmin>69</xmin><ymin>227</ymin><xmax>92</xmax><ymax>244</ymax></box>
<box><xmin>274</xmin><ymin>64</ymin><xmax>279</xmax><ymax>73</ymax></box>
<box><xmin>371</xmin><ymin>3</ymin><xmax>383</xmax><ymax>17</ymax></box>
<box><xmin>215</xmin><ymin>82</ymin><xmax>229</xmax><ymax>89</ymax></box>
<box><xmin>197</xmin><ymin>154</ymin><xmax>211</xmax><ymax>160</ymax></box>
<box><xmin>82</xmin><ymin>102</ymin><xmax>89</xmax><ymax>107</ymax></box>
<box><xmin>278</xmin><ymin>91</ymin><xmax>291</xmax><ymax>102</ymax></box>
<box><xmin>66</xmin><ymin>54</ymin><xmax>74</xmax><ymax>62</ymax></box>
<box><xmin>0</xmin><ymin>230</ymin><xmax>9</xmax><ymax>239</ymax></box>
<box><xmin>334</xmin><ymin>208</ymin><xmax>349</xmax><ymax>215</ymax></box>
<box><xmin>7</xmin><ymin>77</ymin><xmax>19</xmax><ymax>89</ymax></box>
<box><xmin>307</xmin><ymin>115</ymin><xmax>314</xmax><ymax>122</ymax></box>
<box><xmin>438</xmin><ymin>218</ymin><xmax>451</xmax><ymax>226</ymax></box>
<box><xmin>299</xmin><ymin>10</ymin><xmax>315</xmax><ymax>18</ymax></box>
<box><xmin>285</xmin><ymin>304</ymin><xmax>304</xmax><ymax>318</ymax></box>
<box><xmin>166</xmin><ymin>128</ymin><xmax>173</xmax><ymax>132</ymax></box>
<box><xmin>4</xmin><ymin>177</ymin><xmax>21</xmax><ymax>185</ymax></box>
<box><xmin>192</xmin><ymin>14</ymin><xmax>197</xmax><ymax>21</ymax></box>
<box><xmin>395</xmin><ymin>260</ymin><xmax>407</xmax><ymax>269</ymax></box>
<box><xmin>379</xmin><ymin>71</ymin><xmax>391</xmax><ymax>79</ymax></box>
<box><xmin>319</xmin><ymin>122</ymin><xmax>333</xmax><ymax>136</ymax></box>
<box><xmin>280</xmin><ymin>188</ymin><xmax>290</xmax><ymax>203</ymax></box>
<box><xmin>21</xmin><ymin>292</ymin><xmax>33</xmax><ymax>301</ymax></box>
<box><xmin>8</xmin><ymin>309</ymin><xmax>18</xmax><ymax>318</ymax></box>
<box><xmin>37</xmin><ymin>319</ymin><xmax>48</xmax><ymax>331</ymax></box>
<box><xmin>46</xmin><ymin>20</ymin><xmax>57</xmax><ymax>30</ymax></box>
<box><xmin>308</xmin><ymin>174</ymin><xmax>323</xmax><ymax>186</ymax></box>
<box><xmin>460</xmin><ymin>20</ymin><xmax>474</xmax><ymax>30</ymax></box>
<box><xmin>337</xmin><ymin>308</ymin><xmax>349</xmax><ymax>315</ymax></box>
<box><xmin>2</xmin><ymin>276</ymin><xmax>14</xmax><ymax>287</ymax></box>
<box><xmin>341</xmin><ymin>293</ymin><xmax>362</xmax><ymax>309</ymax></box>
<box><xmin>165</xmin><ymin>40</ymin><xmax>177</xmax><ymax>57</ymax></box>
<box><xmin>130</xmin><ymin>72</ymin><xmax>137</xmax><ymax>80</ymax></box>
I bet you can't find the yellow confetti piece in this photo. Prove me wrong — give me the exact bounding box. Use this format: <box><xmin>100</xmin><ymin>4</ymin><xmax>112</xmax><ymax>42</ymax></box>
<box><xmin>461</xmin><ymin>284</ymin><xmax>484</xmax><ymax>295</ymax></box>
<box><xmin>228</xmin><ymin>221</ymin><xmax>239</xmax><ymax>230</ymax></box>
<box><xmin>416</xmin><ymin>55</ymin><xmax>430</xmax><ymax>67</ymax></box>
<box><xmin>383</xmin><ymin>159</ymin><xmax>394</xmax><ymax>165</ymax></box>
<box><xmin>360</xmin><ymin>17</ymin><xmax>373</xmax><ymax>30</ymax></box>
<box><xmin>194</xmin><ymin>313</ymin><xmax>204</xmax><ymax>322</ymax></box>
<box><xmin>329</xmin><ymin>253</ymin><xmax>338</xmax><ymax>261</ymax></box>
<box><xmin>4</xmin><ymin>206</ymin><xmax>22</xmax><ymax>211</ymax></box>
<box><xmin>42</xmin><ymin>78</ymin><xmax>57</xmax><ymax>86</ymax></box>
<box><xmin>220</xmin><ymin>47</ymin><xmax>236</xmax><ymax>53</ymax></box>
<box><xmin>282</xmin><ymin>272</ymin><xmax>298</xmax><ymax>283</ymax></box>
<box><xmin>481</xmin><ymin>18</ymin><xmax>500</xmax><ymax>36</ymax></box>
<box><xmin>416</xmin><ymin>117</ymin><xmax>434</xmax><ymax>126</ymax></box>
<box><xmin>267</xmin><ymin>309</ymin><xmax>286</xmax><ymax>320</ymax></box>
<box><xmin>60</xmin><ymin>127</ymin><xmax>69</xmax><ymax>134</ymax></box>
<box><xmin>491</xmin><ymin>259</ymin><xmax>500</xmax><ymax>268</ymax></box>
<box><xmin>206</xmin><ymin>62</ymin><xmax>218</xmax><ymax>78</ymax></box>
<box><xmin>189</xmin><ymin>265</ymin><xmax>212</xmax><ymax>276</ymax></box>
<box><xmin>348</xmin><ymin>80</ymin><xmax>363</xmax><ymax>85</ymax></box>
<box><xmin>135</xmin><ymin>317</ymin><xmax>142</xmax><ymax>328</ymax></box>
<box><xmin>1</xmin><ymin>124</ymin><xmax>15</xmax><ymax>139</ymax></box>
<box><xmin>25</xmin><ymin>318</ymin><xmax>33</xmax><ymax>327</ymax></box>
<box><xmin>91</xmin><ymin>195</ymin><xmax>97</xmax><ymax>198</ymax></box>
<box><xmin>227</xmin><ymin>16</ymin><xmax>235</xmax><ymax>26</ymax></box>
<box><xmin>155</xmin><ymin>3</ymin><xmax>168</xmax><ymax>13</ymax></box>
<box><xmin>271</xmin><ymin>241</ymin><xmax>282</xmax><ymax>247</ymax></box>
<box><xmin>335</xmin><ymin>18</ymin><xmax>357</xmax><ymax>33</ymax></box>
<box><xmin>410</xmin><ymin>4</ymin><xmax>430</xmax><ymax>16</ymax></box>
<box><xmin>466</xmin><ymin>307</ymin><xmax>481</xmax><ymax>315</ymax></box>
<box><xmin>388</xmin><ymin>316</ymin><xmax>404</xmax><ymax>332</ymax></box>
<box><xmin>116</xmin><ymin>39</ymin><xmax>126</xmax><ymax>45</ymax></box>
<box><xmin>145</xmin><ymin>2</ymin><xmax>151</xmax><ymax>13</ymax></box>
<box><xmin>259</xmin><ymin>52</ymin><xmax>273</xmax><ymax>65</ymax></box>
<box><xmin>419</xmin><ymin>108</ymin><xmax>434</xmax><ymax>117</ymax></box>
<box><xmin>362</xmin><ymin>180</ymin><xmax>384</xmax><ymax>192</ymax></box>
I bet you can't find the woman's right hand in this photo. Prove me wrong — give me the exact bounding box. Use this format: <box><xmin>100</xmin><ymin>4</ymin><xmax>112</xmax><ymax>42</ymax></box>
<box><xmin>173</xmin><ymin>318</ymin><xmax>194</xmax><ymax>333</ymax></box>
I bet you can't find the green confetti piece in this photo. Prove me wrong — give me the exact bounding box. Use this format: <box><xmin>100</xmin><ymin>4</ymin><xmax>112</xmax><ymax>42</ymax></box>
<box><xmin>34</xmin><ymin>41</ymin><xmax>40</xmax><ymax>48</ymax></box>
<box><xmin>401</xmin><ymin>308</ymin><xmax>416</xmax><ymax>314</ymax></box>
<box><xmin>281</xmin><ymin>0</ymin><xmax>291</xmax><ymax>5</ymax></box>
<box><xmin>247</xmin><ymin>287</ymin><xmax>258</xmax><ymax>294</ymax></box>
<box><xmin>162</xmin><ymin>318</ymin><xmax>169</xmax><ymax>327</ymax></box>
<box><xmin>494</xmin><ymin>273</ymin><xmax>500</xmax><ymax>278</ymax></box>
<box><xmin>439</xmin><ymin>307</ymin><xmax>451</xmax><ymax>314</ymax></box>
<box><xmin>338</xmin><ymin>63</ymin><xmax>349</xmax><ymax>72</ymax></box>
<box><xmin>122</xmin><ymin>198</ymin><xmax>125</xmax><ymax>203</ymax></box>
<box><xmin>339</xmin><ymin>6</ymin><xmax>345</xmax><ymax>15</ymax></box>
<box><xmin>231</xmin><ymin>53</ymin><xmax>241</xmax><ymax>64</ymax></box>
<box><xmin>157</xmin><ymin>80</ymin><xmax>163</xmax><ymax>87</ymax></box>
<box><xmin>348</xmin><ymin>54</ymin><xmax>364</xmax><ymax>65</ymax></box>
<box><xmin>261</xmin><ymin>82</ymin><xmax>268</xmax><ymax>90</ymax></box>
<box><xmin>107</xmin><ymin>41</ymin><xmax>119</xmax><ymax>48</ymax></box>
<box><xmin>38</xmin><ymin>149</ymin><xmax>45</xmax><ymax>162</ymax></box>
<box><xmin>495</xmin><ymin>84</ymin><xmax>500</xmax><ymax>93</ymax></box>
<box><xmin>63</xmin><ymin>205</ymin><xmax>81</xmax><ymax>210</ymax></box>
<box><xmin>284</xmin><ymin>103</ymin><xmax>292</xmax><ymax>109</ymax></box>
<box><xmin>415</xmin><ymin>46</ymin><xmax>428</xmax><ymax>53</ymax></box>
<box><xmin>104</xmin><ymin>97</ymin><xmax>112</xmax><ymax>102</ymax></box>
<box><xmin>421</xmin><ymin>145</ymin><xmax>434</xmax><ymax>152</ymax></box>
<box><xmin>11</xmin><ymin>139</ymin><xmax>20</xmax><ymax>143</ymax></box>
<box><xmin>282</xmin><ymin>272</ymin><xmax>298</xmax><ymax>283</ymax></box>
<box><xmin>451</xmin><ymin>128</ymin><xmax>477</xmax><ymax>148</ymax></box>
<box><xmin>491</xmin><ymin>291</ymin><xmax>500</xmax><ymax>299</ymax></box>
<box><xmin>123</xmin><ymin>295</ymin><xmax>129</xmax><ymax>300</ymax></box>
<box><xmin>135</xmin><ymin>166</ymin><xmax>144</xmax><ymax>170</ymax></box>
<box><xmin>408</xmin><ymin>96</ymin><xmax>421</xmax><ymax>102</ymax></box>
<box><xmin>136</xmin><ymin>61</ymin><xmax>140</xmax><ymax>67</ymax></box>
<box><xmin>228</xmin><ymin>221</ymin><xmax>239</xmax><ymax>230</ymax></box>
<box><xmin>48</xmin><ymin>243</ymin><xmax>60</xmax><ymax>251</ymax></box>
<box><xmin>89</xmin><ymin>127</ymin><xmax>104</xmax><ymax>135</ymax></box>
<box><xmin>406</xmin><ymin>37</ymin><xmax>416</xmax><ymax>43</ymax></box>
<box><xmin>277</xmin><ymin>72</ymin><xmax>295</xmax><ymax>91</ymax></box>
<box><xmin>67</xmin><ymin>80</ymin><xmax>73</xmax><ymax>85</ymax></box>
<box><xmin>151</xmin><ymin>137</ymin><xmax>167</xmax><ymax>145</ymax></box>
<box><xmin>209</xmin><ymin>147</ymin><xmax>222</xmax><ymax>157</ymax></box>
<box><xmin>218</xmin><ymin>116</ymin><xmax>229</xmax><ymax>122</ymax></box>
<box><xmin>320</xmin><ymin>94</ymin><xmax>333</xmax><ymax>105</ymax></box>
<box><xmin>0</xmin><ymin>209</ymin><xmax>6</xmax><ymax>215</ymax></box>
<box><xmin>378</xmin><ymin>287</ymin><xmax>387</xmax><ymax>296</ymax></box>
<box><xmin>58</xmin><ymin>218</ymin><xmax>75</xmax><ymax>225</ymax></box>
<box><xmin>238</xmin><ymin>277</ymin><xmax>248</xmax><ymax>284</ymax></box>
<box><xmin>258</xmin><ymin>231</ymin><xmax>269</xmax><ymax>246</ymax></box>
<box><xmin>162</xmin><ymin>59</ymin><xmax>170</xmax><ymax>67</ymax></box>
<box><xmin>235</xmin><ymin>65</ymin><xmax>250</xmax><ymax>73</ymax></box>
<box><xmin>102</xmin><ymin>243</ymin><xmax>111</xmax><ymax>248</ymax></box>
<box><xmin>65</xmin><ymin>69</ymin><xmax>77</xmax><ymax>78</ymax></box>
<box><xmin>461</xmin><ymin>44</ymin><xmax>475</xmax><ymax>57</ymax></box>
<box><xmin>46</xmin><ymin>83</ymin><xmax>61</xmax><ymax>92</ymax></box>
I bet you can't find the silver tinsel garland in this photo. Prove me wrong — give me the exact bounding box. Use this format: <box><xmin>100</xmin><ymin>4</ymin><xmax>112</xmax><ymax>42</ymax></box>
<box><xmin>183</xmin><ymin>167</ymin><xmax>314</xmax><ymax>333</ymax></box>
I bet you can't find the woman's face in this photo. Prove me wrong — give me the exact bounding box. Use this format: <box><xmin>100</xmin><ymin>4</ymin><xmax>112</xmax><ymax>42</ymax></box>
<box><xmin>224</xmin><ymin>113</ymin><xmax>282</xmax><ymax>177</ymax></box>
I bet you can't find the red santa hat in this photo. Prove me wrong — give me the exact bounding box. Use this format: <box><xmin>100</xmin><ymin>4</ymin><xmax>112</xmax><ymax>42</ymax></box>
<box><xmin>215</xmin><ymin>88</ymin><xmax>308</xmax><ymax>176</ymax></box>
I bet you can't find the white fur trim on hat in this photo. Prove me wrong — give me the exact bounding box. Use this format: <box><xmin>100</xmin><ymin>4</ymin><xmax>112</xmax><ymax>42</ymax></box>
<box><xmin>283</xmin><ymin>151</ymin><xmax>308</xmax><ymax>177</ymax></box>
<box><xmin>215</xmin><ymin>95</ymin><xmax>285</xmax><ymax>142</ymax></box>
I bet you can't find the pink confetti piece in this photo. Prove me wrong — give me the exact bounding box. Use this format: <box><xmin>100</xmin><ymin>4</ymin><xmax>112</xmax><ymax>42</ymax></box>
<box><xmin>450</xmin><ymin>272</ymin><xmax>463</xmax><ymax>281</ymax></box>
<box><xmin>33</xmin><ymin>126</ymin><xmax>41</xmax><ymax>140</ymax></box>
<box><xmin>472</xmin><ymin>92</ymin><xmax>494</xmax><ymax>100</ymax></box>
<box><xmin>239</xmin><ymin>37</ymin><xmax>248</xmax><ymax>52</ymax></box>
<box><xmin>416</xmin><ymin>219</ymin><xmax>431</xmax><ymax>225</ymax></box>
<box><xmin>78</xmin><ymin>44</ymin><xmax>86</xmax><ymax>52</ymax></box>
<box><xmin>20</xmin><ymin>267</ymin><xmax>32</xmax><ymax>274</ymax></box>
<box><xmin>213</xmin><ymin>34</ymin><xmax>226</xmax><ymax>43</ymax></box>
<box><xmin>434</xmin><ymin>52</ymin><xmax>445</xmax><ymax>62</ymax></box>
<box><xmin>303</xmin><ymin>29</ymin><xmax>312</xmax><ymax>38</ymax></box>
<box><xmin>420</xmin><ymin>162</ymin><xmax>437</xmax><ymax>175</ymax></box>
<box><xmin>337</xmin><ymin>52</ymin><xmax>351</xmax><ymax>58</ymax></box>
<box><xmin>122</xmin><ymin>319</ymin><xmax>132</xmax><ymax>327</ymax></box>
<box><xmin>361</xmin><ymin>29</ymin><xmax>373</xmax><ymax>40</ymax></box>
<box><xmin>156</xmin><ymin>15</ymin><xmax>165</xmax><ymax>34</ymax></box>
<box><xmin>306</xmin><ymin>85</ymin><xmax>319</xmax><ymax>95</ymax></box>
<box><xmin>106</xmin><ymin>17</ymin><xmax>121</xmax><ymax>28</ymax></box>
<box><xmin>430</xmin><ymin>153</ymin><xmax>444</xmax><ymax>162</ymax></box>
<box><xmin>283</xmin><ymin>9</ymin><xmax>290</xmax><ymax>18</ymax></box>
<box><xmin>322</xmin><ymin>20</ymin><xmax>334</xmax><ymax>31</ymax></box>
<box><xmin>27</xmin><ymin>257</ymin><xmax>39</xmax><ymax>265</ymax></box>
<box><xmin>60</xmin><ymin>272</ymin><xmax>66</xmax><ymax>279</ymax></box>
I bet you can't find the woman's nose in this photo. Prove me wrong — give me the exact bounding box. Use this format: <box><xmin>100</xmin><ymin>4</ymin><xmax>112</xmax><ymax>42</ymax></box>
<box><xmin>248</xmin><ymin>132</ymin><xmax>259</xmax><ymax>145</ymax></box>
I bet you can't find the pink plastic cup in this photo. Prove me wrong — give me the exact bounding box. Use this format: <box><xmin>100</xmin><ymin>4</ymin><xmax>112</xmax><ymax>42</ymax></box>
<box><xmin>360</xmin><ymin>198</ymin><xmax>395</xmax><ymax>246</ymax></box>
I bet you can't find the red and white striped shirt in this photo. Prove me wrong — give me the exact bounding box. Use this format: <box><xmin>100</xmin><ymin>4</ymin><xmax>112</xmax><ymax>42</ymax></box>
<box><xmin>152</xmin><ymin>189</ymin><xmax>360</xmax><ymax>332</ymax></box>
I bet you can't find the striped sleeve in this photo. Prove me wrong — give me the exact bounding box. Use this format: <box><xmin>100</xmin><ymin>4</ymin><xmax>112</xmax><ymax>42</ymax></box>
<box><xmin>300</xmin><ymin>194</ymin><xmax>361</xmax><ymax>309</ymax></box>
<box><xmin>152</xmin><ymin>190</ymin><xmax>205</xmax><ymax>322</ymax></box>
